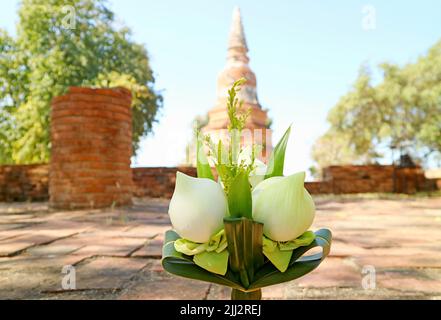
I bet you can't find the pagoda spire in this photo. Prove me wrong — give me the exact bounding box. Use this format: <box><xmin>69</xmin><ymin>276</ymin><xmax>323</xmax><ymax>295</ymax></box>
<box><xmin>192</xmin><ymin>6</ymin><xmax>273</xmax><ymax>165</ymax></box>
<box><xmin>227</xmin><ymin>7</ymin><xmax>249</xmax><ymax>64</ymax></box>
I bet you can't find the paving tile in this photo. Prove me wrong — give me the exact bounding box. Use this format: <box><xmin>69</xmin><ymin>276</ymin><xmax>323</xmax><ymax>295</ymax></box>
<box><xmin>26</xmin><ymin>244</ymin><xmax>84</xmax><ymax>257</ymax></box>
<box><xmin>0</xmin><ymin>223</ymin><xmax>28</xmax><ymax>231</ymax></box>
<box><xmin>377</xmin><ymin>269</ymin><xmax>441</xmax><ymax>293</ymax></box>
<box><xmin>118</xmin><ymin>260</ymin><xmax>209</xmax><ymax>300</ymax></box>
<box><xmin>329</xmin><ymin>240</ymin><xmax>369</xmax><ymax>258</ymax></box>
<box><xmin>73</xmin><ymin>256</ymin><xmax>148</xmax><ymax>290</ymax></box>
<box><xmin>296</xmin><ymin>257</ymin><xmax>362</xmax><ymax>288</ymax></box>
<box><xmin>122</xmin><ymin>225</ymin><xmax>162</xmax><ymax>239</ymax></box>
<box><xmin>0</xmin><ymin>237</ymin><xmax>34</xmax><ymax>257</ymax></box>
<box><xmin>354</xmin><ymin>254</ymin><xmax>441</xmax><ymax>269</ymax></box>
<box><xmin>131</xmin><ymin>235</ymin><xmax>163</xmax><ymax>258</ymax></box>
<box><xmin>0</xmin><ymin>256</ymin><xmax>68</xmax><ymax>299</ymax></box>
<box><xmin>72</xmin><ymin>237</ymin><xmax>147</xmax><ymax>257</ymax></box>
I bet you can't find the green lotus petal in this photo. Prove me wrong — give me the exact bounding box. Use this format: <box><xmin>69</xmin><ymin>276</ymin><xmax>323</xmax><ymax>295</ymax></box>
<box><xmin>262</xmin><ymin>231</ymin><xmax>315</xmax><ymax>272</ymax></box>
<box><xmin>174</xmin><ymin>238</ymin><xmax>208</xmax><ymax>255</ymax></box>
<box><xmin>174</xmin><ymin>229</ymin><xmax>228</xmax><ymax>256</ymax></box>
<box><xmin>194</xmin><ymin>250</ymin><xmax>229</xmax><ymax>275</ymax></box>
<box><xmin>206</xmin><ymin>229</ymin><xmax>227</xmax><ymax>252</ymax></box>
<box><xmin>279</xmin><ymin>231</ymin><xmax>315</xmax><ymax>251</ymax></box>
<box><xmin>263</xmin><ymin>246</ymin><xmax>293</xmax><ymax>273</ymax></box>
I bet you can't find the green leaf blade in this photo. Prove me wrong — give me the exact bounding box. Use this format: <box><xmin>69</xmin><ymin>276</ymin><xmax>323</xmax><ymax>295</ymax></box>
<box><xmin>196</xmin><ymin>137</ymin><xmax>214</xmax><ymax>180</ymax></box>
<box><xmin>265</xmin><ymin>125</ymin><xmax>291</xmax><ymax>179</ymax></box>
<box><xmin>227</xmin><ymin>171</ymin><xmax>252</xmax><ymax>218</ymax></box>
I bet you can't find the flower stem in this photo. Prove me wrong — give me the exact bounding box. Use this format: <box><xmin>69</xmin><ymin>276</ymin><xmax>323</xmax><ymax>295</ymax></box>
<box><xmin>231</xmin><ymin>289</ymin><xmax>262</xmax><ymax>300</ymax></box>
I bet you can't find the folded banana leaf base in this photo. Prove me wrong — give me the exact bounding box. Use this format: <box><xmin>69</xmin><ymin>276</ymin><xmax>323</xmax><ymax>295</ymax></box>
<box><xmin>162</xmin><ymin>218</ymin><xmax>332</xmax><ymax>300</ymax></box>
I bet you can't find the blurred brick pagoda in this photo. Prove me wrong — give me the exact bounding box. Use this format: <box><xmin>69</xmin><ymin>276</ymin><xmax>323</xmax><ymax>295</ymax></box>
<box><xmin>188</xmin><ymin>7</ymin><xmax>272</xmax><ymax>165</ymax></box>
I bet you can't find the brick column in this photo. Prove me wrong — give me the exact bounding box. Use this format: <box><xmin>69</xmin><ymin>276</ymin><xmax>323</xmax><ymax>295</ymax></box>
<box><xmin>50</xmin><ymin>87</ymin><xmax>133</xmax><ymax>209</ymax></box>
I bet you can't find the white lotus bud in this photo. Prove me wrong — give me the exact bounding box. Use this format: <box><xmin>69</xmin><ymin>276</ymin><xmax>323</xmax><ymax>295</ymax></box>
<box><xmin>168</xmin><ymin>172</ymin><xmax>228</xmax><ymax>243</ymax></box>
<box><xmin>252</xmin><ymin>172</ymin><xmax>315</xmax><ymax>241</ymax></box>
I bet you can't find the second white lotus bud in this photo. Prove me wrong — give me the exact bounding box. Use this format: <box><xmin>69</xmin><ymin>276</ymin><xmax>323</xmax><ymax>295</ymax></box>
<box><xmin>252</xmin><ymin>172</ymin><xmax>315</xmax><ymax>241</ymax></box>
<box><xmin>168</xmin><ymin>172</ymin><xmax>228</xmax><ymax>243</ymax></box>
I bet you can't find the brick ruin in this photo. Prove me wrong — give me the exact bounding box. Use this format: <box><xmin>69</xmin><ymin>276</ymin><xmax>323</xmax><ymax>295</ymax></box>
<box><xmin>0</xmin><ymin>164</ymin><xmax>49</xmax><ymax>202</ymax></box>
<box><xmin>49</xmin><ymin>87</ymin><xmax>134</xmax><ymax>209</ymax></box>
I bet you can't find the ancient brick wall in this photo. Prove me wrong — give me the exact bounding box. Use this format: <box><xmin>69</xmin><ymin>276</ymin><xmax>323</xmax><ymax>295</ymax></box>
<box><xmin>304</xmin><ymin>181</ymin><xmax>332</xmax><ymax>194</ymax></box>
<box><xmin>0</xmin><ymin>164</ymin><xmax>49</xmax><ymax>201</ymax></box>
<box><xmin>0</xmin><ymin>164</ymin><xmax>439</xmax><ymax>202</ymax></box>
<box><xmin>133</xmin><ymin>167</ymin><xmax>197</xmax><ymax>198</ymax></box>
<box><xmin>50</xmin><ymin>87</ymin><xmax>134</xmax><ymax>209</ymax></box>
<box><xmin>323</xmin><ymin>165</ymin><xmax>395</xmax><ymax>194</ymax></box>
<box><xmin>321</xmin><ymin>165</ymin><xmax>437</xmax><ymax>194</ymax></box>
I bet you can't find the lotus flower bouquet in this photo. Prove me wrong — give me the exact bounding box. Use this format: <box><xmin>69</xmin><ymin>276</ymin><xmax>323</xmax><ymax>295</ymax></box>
<box><xmin>162</xmin><ymin>79</ymin><xmax>332</xmax><ymax>300</ymax></box>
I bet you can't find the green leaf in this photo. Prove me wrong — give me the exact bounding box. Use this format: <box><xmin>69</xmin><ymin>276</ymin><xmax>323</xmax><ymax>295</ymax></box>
<box><xmin>227</xmin><ymin>171</ymin><xmax>252</xmax><ymax>218</ymax></box>
<box><xmin>265</xmin><ymin>125</ymin><xmax>291</xmax><ymax>179</ymax></box>
<box><xmin>194</xmin><ymin>250</ymin><xmax>229</xmax><ymax>275</ymax></box>
<box><xmin>196</xmin><ymin>137</ymin><xmax>214</xmax><ymax>180</ymax></box>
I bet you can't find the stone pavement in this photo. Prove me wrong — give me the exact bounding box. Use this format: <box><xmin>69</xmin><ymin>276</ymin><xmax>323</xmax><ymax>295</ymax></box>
<box><xmin>0</xmin><ymin>196</ymin><xmax>440</xmax><ymax>300</ymax></box>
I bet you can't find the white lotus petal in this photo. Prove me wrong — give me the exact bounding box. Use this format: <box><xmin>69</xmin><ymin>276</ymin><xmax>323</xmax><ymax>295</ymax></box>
<box><xmin>252</xmin><ymin>172</ymin><xmax>315</xmax><ymax>241</ymax></box>
<box><xmin>249</xmin><ymin>159</ymin><xmax>267</xmax><ymax>189</ymax></box>
<box><xmin>168</xmin><ymin>172</ymin><xmax>228</xmax><ymax>243</ymax></box>
<box><xmin>237</xmin><ymin>145</ymin><xmax>253</xmax><ymax>165</ymax></box>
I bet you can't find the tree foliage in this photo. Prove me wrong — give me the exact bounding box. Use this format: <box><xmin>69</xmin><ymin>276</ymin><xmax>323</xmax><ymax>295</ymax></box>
<box><xmin>312</xmin><ymin>41</ymin><xmax>441</xmax><ymax>171</ymax></box>
<box><xmin>0</xmin><ymin>0</ymin><xmax>162</xmax><ymax>164</ymax></box>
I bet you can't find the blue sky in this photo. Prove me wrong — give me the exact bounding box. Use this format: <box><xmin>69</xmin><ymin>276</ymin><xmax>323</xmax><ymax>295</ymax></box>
<box><xmin>1</xmin><ymin>1</ymin><xmax>440</xmax><ymax>178</ymax></box>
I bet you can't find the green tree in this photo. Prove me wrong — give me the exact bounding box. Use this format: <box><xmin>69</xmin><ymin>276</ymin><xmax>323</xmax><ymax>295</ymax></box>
<box><xmin>313</xmin><ymin>41</ymin><xmax>441</xmax><ymax>170</ymax></box>
<box><xmin>0</xmin><ymin>0</ymin><xmax>162</xmax><ymax>164</ymax></box>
